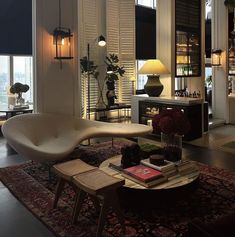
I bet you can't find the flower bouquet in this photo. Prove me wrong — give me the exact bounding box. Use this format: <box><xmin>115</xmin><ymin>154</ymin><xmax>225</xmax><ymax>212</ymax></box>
<box><xmin>152</xmin><ymin>108</ymin><xmax>191</xmax><ymax>162</ymax></box>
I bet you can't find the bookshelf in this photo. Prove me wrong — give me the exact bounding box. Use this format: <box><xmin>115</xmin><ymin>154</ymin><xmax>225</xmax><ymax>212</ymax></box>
<box><xmin>175</xmin><ymin>0</ymin><xmax>201</xmax><ymax>77</ymax></box>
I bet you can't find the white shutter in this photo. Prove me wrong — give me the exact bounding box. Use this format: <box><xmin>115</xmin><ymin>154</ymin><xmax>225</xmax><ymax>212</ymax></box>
<box><xmin>79</xmin><ymin>0</ymin><xmax>99</xmax><ymax>118</ymax></box>
<box><xmin>106</xmin><ymin>0</ymin><xmax>136</xmax><ymax>104</ymax></box>
<box><xmin>106</xmin><ymin>0</ymin><xmax>120</xmax><ymax>55</ymax></box>
<box><xmin>119</xmin><ymin>0</ymin><xmax>135</xmax><ymax>61</ymax></box>
<box><xmin>120</xmin><ymin>61</ymin><xmax>135</xmax><ymax>103</ymax></box>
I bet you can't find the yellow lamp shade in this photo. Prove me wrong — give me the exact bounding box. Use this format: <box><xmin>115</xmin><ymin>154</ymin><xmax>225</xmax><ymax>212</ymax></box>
<box><xmin>138</xmin><ymin>59</ymin><xmax>170</xmax><ymax>75</ymax></box>
<box><xmin>138</xmin><ymin>59</ymin><xmax>170</xmax><ymax>97</ymax></box>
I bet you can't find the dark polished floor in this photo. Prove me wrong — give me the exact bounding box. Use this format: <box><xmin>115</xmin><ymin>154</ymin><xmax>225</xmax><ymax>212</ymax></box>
<box><xmin>0</xmin><ymin>137</ymin><xmax>55</xmax><ymax>237</ymax></box>
<box><xmin>184</xmin><ymin>143</ymin><xmax>235</xmax><ymax>171</ymax></box>
<box><xmin>0</xmin><ymin>134</ymin><xmax>235</xmax><ymax>237</ymax></box>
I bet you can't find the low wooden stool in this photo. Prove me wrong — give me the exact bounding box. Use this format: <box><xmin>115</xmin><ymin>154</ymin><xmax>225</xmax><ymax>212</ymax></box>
<box><xmin>72</xmin><ymin>169</ymin><xmax>125</xmax><ymax>237</ymax></box>
<box><xmin>52</xmin><ymin>159</ymin><xmax>97</xmax><ymax>208</ymax></box>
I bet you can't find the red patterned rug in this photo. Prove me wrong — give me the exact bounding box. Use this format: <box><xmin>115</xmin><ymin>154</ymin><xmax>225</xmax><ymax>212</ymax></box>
<box><xmin>0</xmin><ymin>140</ymin><xmax>235</xmax><ymax>237</ymax></box>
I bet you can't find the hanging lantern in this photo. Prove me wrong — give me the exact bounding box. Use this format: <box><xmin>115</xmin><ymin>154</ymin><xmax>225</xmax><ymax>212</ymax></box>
<box><xmin>211</xmin><ymin>49</ymin><xmax>222</xmax><ymax>66</ymax></box>
<box><xmin>53</xmin><ymin>0</ymin><xmax>73</xmax><ymax>68</ymax></box>
<box><xmin>53</xmin><ymin>27</ymin><xmax>73</xmax><ymax>60</ymax></box>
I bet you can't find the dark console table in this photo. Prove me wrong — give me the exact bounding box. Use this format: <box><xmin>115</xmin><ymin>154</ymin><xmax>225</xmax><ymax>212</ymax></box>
<box><xmin>90</xmin><ymin>103</ymin><xmax>131</xmax><ymax>122</ymax></box>
<box><xmin>131</xmin><ymin>95</ymin><xmax>206</xmax><ymax>141</ymax></box>
<box><xmin>139</xmin><ymin>100</ymin><xmax>202</xmax><ymax>141</ymax></box>
<box><xmin>0</xmin><ymin>105</ymin><xmax>33</xmax><ymax>119</ymax></box>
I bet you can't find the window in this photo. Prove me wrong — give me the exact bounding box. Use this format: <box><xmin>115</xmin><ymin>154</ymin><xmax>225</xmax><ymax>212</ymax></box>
<box><xmin>135</xmin><ymin>0</ymin><xmax>156</xmax><ymax>9</ymax></box>
<box><xmin>136</xmin><ymin>60</ymin><xmax>148</xmax><ymax>90</ymax></box>
<box><xmin>0</xmin><ymin>55</ymin><xmax>33</xmax><ymax>106</ymax></box>
<box><xmin>205</xmin><ymin>0</ymin><xmax>211</xmax><ymax>20</ymax></box>
<box><xmin>0</xmin><ymin>56</ymin><xmax>10</xmax><ymax>105</ymax></box>
<box><xmin>205</xmin><ymin>67</ymin><xmax>212</xmax><ymax>88</ymax></box>
<box><xmin>13</xmin><ymin>56</ymin><xmax>33</xmax><ymax>103</ymax></box>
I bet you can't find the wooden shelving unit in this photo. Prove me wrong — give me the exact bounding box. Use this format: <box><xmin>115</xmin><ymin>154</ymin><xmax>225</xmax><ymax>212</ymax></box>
<box><xmin>175</xmin><ymin>0</ymin><xmax>201</xmax><ymax>77</ymax></box>
<box><xmin>139</xmin><ymin>100</ymin><xmax>202</xmax><ymax>141</ymax></box>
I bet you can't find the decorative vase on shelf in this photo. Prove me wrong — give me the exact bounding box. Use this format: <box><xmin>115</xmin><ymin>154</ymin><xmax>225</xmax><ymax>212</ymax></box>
<box><xmin>161</xmin><ymin>132</ymin><xmax>182</xmax><ymax>162</ymax></box>
<box><xmin>106</xmin><ymin>89</ymin><xmax>116</xmax><ymax>107</ymax></box>
<box><xmin>106</xmin><ymin>79</ymin><xmax>116</xmax><ymax>107</ymax></box>
<box><xmin>96</xmin><ymin>94</ymin><xmax>106</xmax><ymax>109</ymax></box>
<box><xmin>10</xmin><ymin>82</ymin><xmax>29</xmax><ymax>107</ymax></box>
<box><xmin>16</xmin><ymin>92</ymin><xmax>25</xmax><ymax>106</ymax></box>
<box><xmin>96</xmin><ymin>79</ymin><xmax>107</xmax><ymax>109</ymax></box>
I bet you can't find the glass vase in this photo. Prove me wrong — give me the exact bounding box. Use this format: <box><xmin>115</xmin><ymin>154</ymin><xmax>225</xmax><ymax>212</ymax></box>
<box><xmin>96</xmin><ymin>78</ymin><xmax>107</xmax><ymax>109</ymax></box>
<box><xmin>161</xmin><ymin>133</ymin><xmax>182</xmax><ymax>162</ymax></box>
<box><xmin>15</xmin><ymin>92</ymin><xmax>24</xmax><ymax>106</ymax></box>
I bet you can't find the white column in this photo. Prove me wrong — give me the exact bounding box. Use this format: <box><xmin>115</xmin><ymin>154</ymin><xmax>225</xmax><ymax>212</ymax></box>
<box><xmin>211</xmin><ymin>0</ymin><xmax>229</xmax><ymax>122</ymax></box>
<box><xmin>34</xmin><ymin>0</ymin><xmax>79</xmax><ymax>116</ymax></box>
<box><xmin>156</xmin><ymin>0</ymin><xmax>174</xmax><ymax>96</ymax></box>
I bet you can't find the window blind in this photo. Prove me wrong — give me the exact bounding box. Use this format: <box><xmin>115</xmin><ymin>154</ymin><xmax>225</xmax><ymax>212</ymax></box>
<box><xmin>106</xmin><ymin>0</ymin><xmax>135</xmax><ymax>104</ymax></box>
<box><xmin>136</xmin><ymin>5</ymin><xmax>156</xmax><ymax>60</ymax></box>
<box><xmin>79</xmin><ymin>0</ymin><xmax>99</xmax><ymax>118</ymax></box>
<box><xmin>0</xmin><ymin>0</ymin><xmax>32</xmax><ymax>55</ymax></box>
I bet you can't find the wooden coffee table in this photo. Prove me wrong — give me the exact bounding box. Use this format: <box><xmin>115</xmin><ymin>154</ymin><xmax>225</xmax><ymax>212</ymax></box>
<box><xmin>99</xmin><ymin>155</ymin><xmax>200</xmax><ymax>190</ymax></box>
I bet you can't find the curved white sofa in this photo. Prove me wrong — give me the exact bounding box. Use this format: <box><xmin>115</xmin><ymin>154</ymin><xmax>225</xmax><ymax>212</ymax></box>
<box><xmin>2</xmin><ymin>113</ymin><xmax>152</xmax><ymax>163</ymax></box>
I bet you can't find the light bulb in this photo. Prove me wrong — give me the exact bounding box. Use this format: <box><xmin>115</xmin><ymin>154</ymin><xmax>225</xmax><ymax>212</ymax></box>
<box><xmin>98</xmin><ymin>35</ymin><xmax>106</xmax><ymax>47</ymax></box>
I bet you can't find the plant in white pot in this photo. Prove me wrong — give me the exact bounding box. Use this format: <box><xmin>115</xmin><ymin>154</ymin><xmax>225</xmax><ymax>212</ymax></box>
<box><xmin>80</xmin><ymin>56</ymin><xmax>107</xmax><ymax>109</ymax></box>
<box><xmin>104</xmin><ymin>54</ymin><xmax>125</xmax><ymax>107</ymax></box>
<box><xmin>224</xmin><ymin>0</ymin><xmax>235</xmax><ymax>11</ymax></box>
<box><xmin>10</xmin><ymin>82</ymin><xmax>29</xmax><ymax>105</ymax></box>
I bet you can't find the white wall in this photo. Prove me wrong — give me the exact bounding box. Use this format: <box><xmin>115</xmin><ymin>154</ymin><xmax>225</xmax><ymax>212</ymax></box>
<box><xmin>156</xmin><ymin>0</ymin><xmax>174</xmax><ymax>96</ymax></box>
<box><xmin>33</xmin><ymin>0</ymin><xmax>80</xmax><ymax>116</ymax></box>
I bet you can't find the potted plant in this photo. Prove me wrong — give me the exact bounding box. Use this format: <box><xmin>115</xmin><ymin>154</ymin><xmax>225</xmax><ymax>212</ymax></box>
<box><xmin>10</xmin><ymin>82</ymin><xmax>29</xmax><ymax>105</ymax></box>
<box><xmin>152</xmin><ymin>109</ymin><xmax>191</xmax><ymax>162</ymax></box>
<box><xmin>80</xmin><ymin>56</ymin><xmax>99</xmax><ymax>79</ymax></box>
<box><xmin>104</xmin><ymin>54</ymin><xmax>125</xmax><ymax>107</ymax></box>
<box><xmin>80</xmin><ymin>56</ymin><xmax>106</xmax><ymax>109</ymax></box>
<box><xmin>224</xmin><ymin>0</ymin><xmax>235</xmax><ymax>11</ymax></box>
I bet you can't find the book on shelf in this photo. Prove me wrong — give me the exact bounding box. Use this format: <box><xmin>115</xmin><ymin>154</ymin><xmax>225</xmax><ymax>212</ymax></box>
<box><xmin>9</xmin><ymin>104</ymin><xmax>29</xmax><ymax>110</ymax></box>
<box><xmin>162</xmin><ymin>169</ymin><xmax>178</xmax><ymax>178</ymax></box>
<box><xmin>122</xmin><ymin>173</ymin><xmax>167</xmax><ymax>188</ymax></box>
<box><xmin>140</xmin><ymin>158</ymin><xmax>176</xmax><ymax>172</ymax></box>
<box><xmin>176</xmin><ymin>160</ymin><xmax>197</xmax><ymax>175</ymax></box>
<box><xmin>109</xmin><ymin>162</ymin><xmax>123</xmax><ymax>172</ymax></box>
<box><xmin>123</xmin><ymin>165</ymin><xmax>164</xmax><ymax>183</ymax></box>
<box><xmin>176</xmin><ymin>160</ymin><xmax>193</xmax><ymax>170</ymax></box>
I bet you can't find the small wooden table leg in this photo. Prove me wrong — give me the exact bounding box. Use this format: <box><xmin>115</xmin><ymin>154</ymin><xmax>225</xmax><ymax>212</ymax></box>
<box><xmin>96</xmin><ymin>197</ymin><xmax>109</xmax><ymax>237</ymax></box>
<box><xmin>96</xmin><ymin>191</ymin><xmax>125</xmax><ymax>237</ymax></box>
<box><xmin>109</xmin><ymin>192</ymin><xmax>125</xmax><ymax>236</ymax></box>
<box><xmin>89</xmin><ymin>195</ymin><xmax>100</xmax><ymax>214</ymax></box>
<box><xmin>53</xmin><ymin>178</ymin><xmax>66</xmax><ymax>208</ymax></box>
<box><xmin>72</xmin><ymin>189</ymin><xmax>86</xmax><ymax>224</ymax></box>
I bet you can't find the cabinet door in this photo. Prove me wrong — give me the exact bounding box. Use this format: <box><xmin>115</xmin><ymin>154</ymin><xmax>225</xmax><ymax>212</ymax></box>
<box><xmin>175</xmin><ymin>0</ymin><xmax>201</xmax><ymax>78</ymax></box>
<box><xmin>139</xmin><ymin>100</ymin><xmax>202</xmax><ymax>141</ymax></box>
<box><xmin>228</xmin><ymin>13</ymin><xmax>235</xmax><ymax>76</ymax></box>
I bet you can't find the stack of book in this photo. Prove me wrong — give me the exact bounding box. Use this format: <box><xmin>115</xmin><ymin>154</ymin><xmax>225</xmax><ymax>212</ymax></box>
<box><xmin>122</xmin><ymin>165</ymin><xmax>167</xmax><ymax>188</ymax></box>
<box><xmin>140</xmin><ymin>158</ymin><xmax>177</xmax><ymax>178</ymax></box>
<box><xmin>176</xmin><ymin>160</ymin><xmax>197</xmax><ymax>175</ymax></box>
<box><xmin>9</xmin><ymin>104</ymin><xmax>29</xmax><ymax>110</ymax></box>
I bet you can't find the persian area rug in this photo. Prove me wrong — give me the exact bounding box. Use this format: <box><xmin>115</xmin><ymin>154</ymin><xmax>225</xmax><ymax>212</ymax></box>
<box><xmin>0</xmin><ymin>140</ymin><xmax>235</xmax><ymax>237</ymax></box>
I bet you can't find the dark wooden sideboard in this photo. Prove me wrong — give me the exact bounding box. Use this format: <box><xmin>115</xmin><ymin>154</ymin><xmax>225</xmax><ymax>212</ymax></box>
<box><xmin>138</xmin><ymin>100</ymin><xmax>202</xmax><ymax>141</ymax></box>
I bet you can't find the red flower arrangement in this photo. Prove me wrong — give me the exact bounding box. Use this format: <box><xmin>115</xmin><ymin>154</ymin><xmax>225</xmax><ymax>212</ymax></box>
<box><xmin>152</xmin><ymin>108</ymin><xmax>191</xmax><ymax>136</ymax></box>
